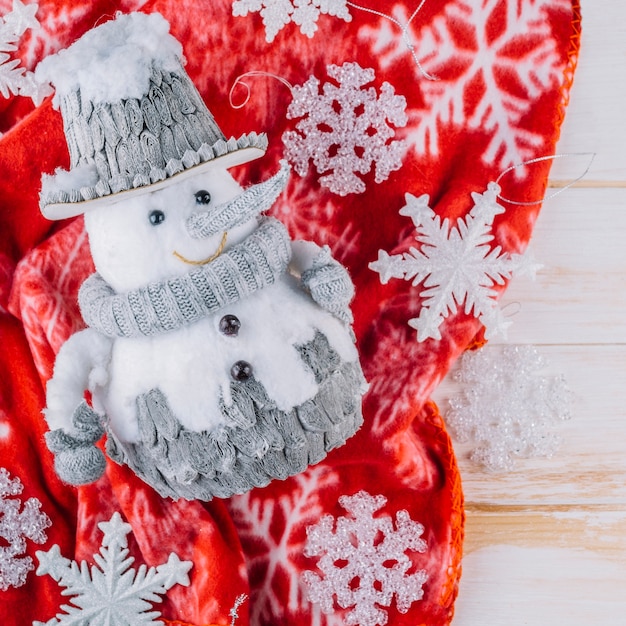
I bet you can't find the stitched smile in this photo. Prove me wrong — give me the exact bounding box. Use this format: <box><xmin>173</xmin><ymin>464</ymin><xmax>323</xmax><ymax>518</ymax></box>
<box><xmin>173</xmin><ymin>231</ymin><xmax>228</xmax><ymax>265</ymax></box>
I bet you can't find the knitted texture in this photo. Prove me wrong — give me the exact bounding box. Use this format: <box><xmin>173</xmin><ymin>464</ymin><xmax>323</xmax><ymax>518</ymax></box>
<box><xmin>45</xmin><ymin>400</ymin><xmax>106</xmax><ymax>485</ymax></box>
<box><xmin>39</xmin><ymin>53</ymin><xmax>268</xmax><ymax>211</ymax></box>
<box><xmin>106</xmin><ymin>331</ymin><xmax>367</xmax><ymax>500</ymax></box>
<box><xmin>79</xmin><ymin>217</ymin><xmax>292</xmax><ymax>338</ymax></box>
<box><xmin>301</xmin><ymin>245</ymin><xmax>355</xmax><ymax>324</ymax></box>
<box><xmin>187</xmin><ymin>160</ymin><xmax>290</xmax><ymax>238</ymax></box>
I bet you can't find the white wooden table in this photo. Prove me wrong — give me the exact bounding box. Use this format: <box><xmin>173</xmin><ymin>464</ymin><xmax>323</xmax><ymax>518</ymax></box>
<box><xmin>432</xmin><ymin>3</ymin><xmax>626</xmax><ymax>623</ymax></box>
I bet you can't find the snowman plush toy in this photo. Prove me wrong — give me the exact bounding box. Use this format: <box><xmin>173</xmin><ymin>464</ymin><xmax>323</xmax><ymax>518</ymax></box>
<box><xmin>38</xmin><ymin>12</ymin><xmax>367</xmax><ymax>500</ymax></box>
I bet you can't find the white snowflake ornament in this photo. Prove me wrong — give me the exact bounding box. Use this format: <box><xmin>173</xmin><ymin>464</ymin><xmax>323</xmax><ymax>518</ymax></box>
<box><xmin>303</xmin><ymin>491</ymin><xmax>428</xmax><ymax>626</ymax></box>
<box><xmin>232</xmin><ymin>0</ymin><xmax>352</xmax><ymax>43</ymax></box>
<box><xmin>34</xmin><ymin>512</ymin><xmax>193</xmax><ymax>626</ymax></box>
<box><xmin>370</xmin><ymin>183</ymin><xmax>537</xmax><ymax>342</ymax></box>
<box><xmin>3</xmin><ymin>0</ymin><xmax>39</xmax><ymax>37</ymax></box>
<box><xmin>0</xmin><ymin>468</ymin><xmax>51</xmax><ymax>591</ymax></box>
<box><xmin>283</xmin><ymin>62</ymin><xmax>408</xmax><ymax>195</ymax></box>
<box><xmin>0</xmin><ymin>1</ymin><xmax>52</xmax><ymax>105</ymax></box>
<box><xmin>444</xmin><ymin>345</ymin><xmax>572</xmax><ymax>472</ymax></box>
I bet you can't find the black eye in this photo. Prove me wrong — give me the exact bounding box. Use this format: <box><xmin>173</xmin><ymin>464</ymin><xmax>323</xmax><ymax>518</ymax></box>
<box><xmin>149</xmin><ymin>210</ymin><xmax>165</xmax><ymax>225</ymax></box>
<box><xmin>195</xmin><ymin>190</ymin><xmax>211</xmax><ymax>205</ymax></box>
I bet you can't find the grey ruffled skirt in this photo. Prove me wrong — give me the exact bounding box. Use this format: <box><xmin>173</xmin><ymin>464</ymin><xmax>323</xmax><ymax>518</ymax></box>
<box><xmin>105</xmin><ymin>331</ymin><xmax>366</xmax><ymax>500</ymax></box>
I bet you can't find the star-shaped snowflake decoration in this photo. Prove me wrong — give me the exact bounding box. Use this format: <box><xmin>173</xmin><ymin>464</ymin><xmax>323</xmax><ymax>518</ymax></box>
<box><xmin>0</xmin><ymin>1</ymin><xmax>52</xmax><ymax>105</ymax></box>
<box><xmin>283</xmin><ymin>62</ymin><xmax>408</xmax><ymax>196</ymax></box>
<box><xmin>0</xmin><ymin>467</ymin><xmax>51</xmax><ymax>591</ymax></box>
<box><xmin>34</xmin><ymin>512</ymin><xmax>193</xmax><ymax>626</ymax></box>
<box><xmin>370</xmin><ymin>183</ymin><xmax>538</xmax><ymax>341</ymax></box>
<box><xmin>4</xmin><ymin>0</ymin><xmax>39</xmax><ymax>37</ymax></box>
<box><xmin>302</xmin><ymin>491</ymin><xmax>428</xmax><ymax>626</ymax></box>
<box><xmin>444</xmin><ymin>345</ymin><xmax>572</xmax><ymax>471</ymax></box>
<box><xmin>232</xmin><ymin>0</ymin><xmax>352</xmax><ymax>43</ymax></box>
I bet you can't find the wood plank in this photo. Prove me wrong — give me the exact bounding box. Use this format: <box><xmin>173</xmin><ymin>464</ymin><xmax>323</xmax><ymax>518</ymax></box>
<box><xmin>549</xmin><ymin>1</ymin><xmax>626</xmax><ymax>182</ymax></box>
<box><xmin>454</xmin><ymin>542</ymin><xmax>626</xmax><ymax>624</ymax></box>
<box><xmin>456</xmin><ymin>507</ymin><xmax>626</xmax><ymax>624</ymax></box>
<box><xmin>463</xmin><ymin>506</ymin><xmax>626</xmax><ymax>557</ymax></box>
<box><xmin>495</xmin><ymin>187</ymin><xmax>626</xmax><ymax>345</ymax></box>
<box><xmin>432</xmin><ymin>344</ymin><xmax>626</xmax><ymax>506</ymax></box>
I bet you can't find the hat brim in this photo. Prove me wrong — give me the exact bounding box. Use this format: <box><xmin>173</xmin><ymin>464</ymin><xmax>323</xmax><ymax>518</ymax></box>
<box><xmin>40</xmin><ymin>144</ymin><xmax>266</xmax><ymax>221</ymax></box>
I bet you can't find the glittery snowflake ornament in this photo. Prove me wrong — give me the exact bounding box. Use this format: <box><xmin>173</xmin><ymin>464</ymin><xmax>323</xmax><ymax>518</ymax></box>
<box><xmin>283</xmin><ymin>62</ymin><xmax>408</xmax><ymax>196</ymax></box>
<box><xmin>444</xmin><ymin>345</ymin><xmax>572</xmax><ymax>472</ymax></box>
<box><xmin>0</xmin><ymin>1</ymin><xmax>52</xmax><ymax>105</ymax></box>
<box><xmin>232</xmin><ymin>0</ymin><xmax>352</xmax><ymax>43</ymax></box>
<box><xmin>303</xmin><ymin>491</ymin><xmax>428</xmax><ymax>626</ymax></box>
<box><xmin>34</xmin><ymin>512</ymin><xmax>193</xmax><ymax>626</ymax></box>
<box><xmin>0</xmin><ymin>468</ymin><xmax>51</xmax><ymax>591</ymax></box>
<box><xmin>370</xmin><ymin>183</ymin><xmax>537</xmax><ymax>341</ymax></box>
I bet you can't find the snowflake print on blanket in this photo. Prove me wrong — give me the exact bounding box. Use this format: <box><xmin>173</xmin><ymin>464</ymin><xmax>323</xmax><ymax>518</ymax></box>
<box><xmin>34</xmin><ymin>512</ymin><xmax>192</xmax><ymax>626</ymax></box>
<box><xmin>370</xmin><ymin>183</ymin><xmax>536</xmax><ymax>342</ymax></box>
<box><xmin>445</xmin><ymin>345</ymin><xmax>572</xmax><ymax>471</ymax></box>
<box><xmin>232</xmin><ymin>0</ymin><xmax>352</xmax><ymax>43</ymax></box>
<box><xmin>360</xmin><ymin>0</ymin><xmax>568</xmax><ymax>171</ymax></box>
<box><xmin>283</xmin><ymin>62</ymin><xmax>408</xmax><ymax>196</ymax></box>
<box><xmin>303</xmin><ymin>491</ymin><xmax>428</xmax><ymax>626</ymax></box>
<box><xmin>227</xmin><ymin>466</ymin><xmax>340</xmax><ymax>625</ymax></box>
<box><xmin>0</xmin><ymin>1</ymin><xmax>52</xmax><ymax>105</ymax></box>
<box><xmin>0</xmin><ymin>468</ymin><xmax>51</xmax><ymax>591</ymax></box>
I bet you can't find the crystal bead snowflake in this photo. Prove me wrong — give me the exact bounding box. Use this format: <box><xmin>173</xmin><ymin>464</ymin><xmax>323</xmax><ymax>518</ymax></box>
<box><xmin>370</xmin><ymin>183</ymin><xmax>537</xmax><ymax>342</ymax></box>
<box><xmin>302</xmin><ymin>491</ymin><xmax>428</xmax><ymax>626</ymax></box>
<box><xmin>283</xmin><ymin>62</ymin><xmax>408</xmax><ymax>196</ymax></box>
<box><xmin>232</xmin><ymin>0</ymin><xmax>352</xmax><ymax>43</ymax></box>
<box><xmin>34</xmin><ymin>512</ymin><xmax>193</xmax><ymax>626</ymax></box>
<box><xmin>0</xmin><ymin>1</ymin><xmax>52</xmax><ymax>105</ymax></box>
<box><xmin>444</xmin><ymin>345</ymin><xmax>572</xmax><ymax>472</ymax></box>
<box><xmin>0</xmin><ymin>467</ymin><xmax>51</xmax><ymax>591</ymax></box>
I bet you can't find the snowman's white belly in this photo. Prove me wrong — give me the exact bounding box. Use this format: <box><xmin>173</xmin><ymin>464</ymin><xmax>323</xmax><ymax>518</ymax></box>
<box><xmin>99</xmin><ymin>279</ymin><xmax>357</xmax><ymax>442</ymax></box>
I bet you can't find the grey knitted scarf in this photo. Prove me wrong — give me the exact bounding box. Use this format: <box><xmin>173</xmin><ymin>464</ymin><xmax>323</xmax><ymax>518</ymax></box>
<box><xmin>79</xmin><ymin>216</ymin><xmax>292</xmax><ymax>338</ymax></box>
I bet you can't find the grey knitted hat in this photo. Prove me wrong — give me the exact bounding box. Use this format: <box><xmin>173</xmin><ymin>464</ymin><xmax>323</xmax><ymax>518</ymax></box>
<box><xmin>37</xmin><ymin>12</ymin><xmax>267</xmax><ymax>220</ymax></box>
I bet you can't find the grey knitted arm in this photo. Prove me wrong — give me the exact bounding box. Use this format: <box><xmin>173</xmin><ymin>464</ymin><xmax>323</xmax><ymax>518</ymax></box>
<box><xmin>301</xmin><ymin>246</ymin><xmax>355</xmax><ymax>324</ymax></box>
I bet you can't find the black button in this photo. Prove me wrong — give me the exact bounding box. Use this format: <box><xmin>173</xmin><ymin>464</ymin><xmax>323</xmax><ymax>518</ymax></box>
<box><xmin>231</xmin><ymin>360</ymin><xmax>253</xmax><ymax>382</ymax></box>
<box><xmin>219</xmin><ymin>314</ymin><xmax>241</xmax><ymax>337</ymax></box>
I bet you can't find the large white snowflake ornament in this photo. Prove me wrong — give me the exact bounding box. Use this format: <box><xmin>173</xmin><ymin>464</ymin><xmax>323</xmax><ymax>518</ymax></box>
<box><xmin>302</xmin><ymin>491</ymin><xmax>428</xmax><ymax>626</ymax></box>
<box><xmin>0</xmin><ymin>467</ymin><xmax>51</xmax><ymax>591</ymax></box>
<box><xmin>0</xmin><ymin>1</ymin><xmax>52</xmax><ymax>105</ymax></box>
<box><xmin>283</xmin><ymin>62</ymin><xmax>408</xmax><ymax>196</ymax></box>
<box><xmin>370</xmin><ymin>183</ymin><xmax>537</xmax><ymax>342</ymax></box>
<box><xmin>232</xmin><ymin>0</ymin><xmax>352</xmax><ymax>42</ymax></box>
<box><xmin>444</xmin><ymin>345</ymin><xmax>572</xmax><ymax>472</ymax></box>
<box><xmin>34</xmin><ymin>512</ymin><xmax>193</xmax><ymax>626</ymax></box>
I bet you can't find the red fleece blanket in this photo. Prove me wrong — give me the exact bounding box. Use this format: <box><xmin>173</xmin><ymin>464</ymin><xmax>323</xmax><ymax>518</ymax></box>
<box><xmin>0</xmin><ymin>1</ymin><xmax>579</xmax><ymax>624</ymax></box>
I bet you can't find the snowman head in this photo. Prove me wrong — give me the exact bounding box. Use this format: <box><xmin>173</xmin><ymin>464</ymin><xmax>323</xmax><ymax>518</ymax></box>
<box><xmin>84</xmin><ymin>159</ymin><xmax>290</xmax><ymax>291</ymax></box>
<box><xmin>83</xmin><ymin>167</ymin><xmax>253</xmax><ymax>291</ymax></box>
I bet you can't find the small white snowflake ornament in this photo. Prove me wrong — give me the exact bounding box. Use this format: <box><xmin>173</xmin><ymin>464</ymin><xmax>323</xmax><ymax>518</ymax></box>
<box><xmin>370</xmin><ymin>183</ymin><xmax>538</xmax><ymax>341</ymax></box>
<box><xmin>232</xmin><ymin>0</ymin><xmax>352</xmax><ymax>43</ymax></box>
<box><xmin>0</xmin><ymin>468</ymin><xmax>51</xmax><ymax>591</ymax></box>
<box><xmin>444</xmin><ymin>345</ymin><xmax>572</xmax><ymax>472</ymax></box>
<box><xmin>303</xmin><ymin>491</ymin><xmax>428</xmax><ymax>626</ymax></box>
<box><xmin>34</xmin><ymin>512</ymin><xmax>193</xmax><ymax>626</ymax></box>
<box><xmin>0</xmin><ymin>0</ymin><xmax>52</xmax><ymax>105</ymax></box>
<box><xmin>283</xmin><ymin>62</ymin><xmax>408</xmax><ymax>196</ymax></box>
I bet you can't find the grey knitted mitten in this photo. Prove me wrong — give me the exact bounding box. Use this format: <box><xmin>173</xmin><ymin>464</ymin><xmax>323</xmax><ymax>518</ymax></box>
<box><xmin>45</xmin><ymin>401</ymin><xmax>106</xmax><ymax>485</ymax></box>
<box><xmin>301</xmin><ymin>245</ymin><xmax>355</xmax><ymax>323</ymax></box>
